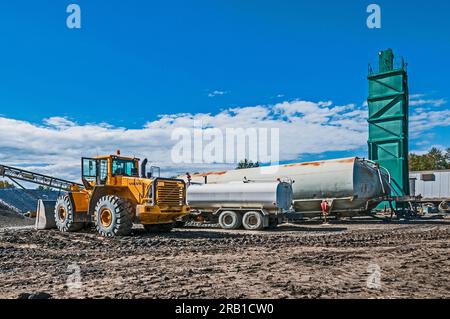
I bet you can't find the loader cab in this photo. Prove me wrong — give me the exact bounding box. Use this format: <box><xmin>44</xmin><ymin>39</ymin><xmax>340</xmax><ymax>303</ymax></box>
<box><xmin>110</xmin><ymin>156</ymin><xmax>139</xmax><ymax>177</ymax></box>
<box><xmin>81</xmin><ymin>155</ymin><xmax>140</xmax><ymax>187</ymax></box>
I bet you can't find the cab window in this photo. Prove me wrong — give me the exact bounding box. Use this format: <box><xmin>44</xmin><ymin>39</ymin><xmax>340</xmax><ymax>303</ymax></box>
<box><xmin>99</xmin><ymin>160</ymin><xmax>108</xmax><ymax>183</ymax></box>
<box><xmin>82</xmin><ymin>158</ymin><xmax>108</xmax><ymax>184</ymax></box>
<box><xmin>82</xmin><ymin>158</ymin><xmax>97</xmax><ymax>182</ymax></box>
<box><xmin>112</xmin><ymin>159</ymin><xmax>136</xmax><ymax>177</ymax></box>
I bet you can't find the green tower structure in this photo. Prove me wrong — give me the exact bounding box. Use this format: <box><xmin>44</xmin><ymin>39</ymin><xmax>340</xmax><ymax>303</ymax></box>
<box><xmin>367</xmin><ymin>49</ymin><xmax>410</xmax><ymax>197</ymax></box>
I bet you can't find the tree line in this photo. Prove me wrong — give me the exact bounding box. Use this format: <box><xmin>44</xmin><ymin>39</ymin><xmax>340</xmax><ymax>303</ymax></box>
<box><xmin>409</xmin><ymin>147</ymin><xmax>450</xmax><ymax>171</ymax></box>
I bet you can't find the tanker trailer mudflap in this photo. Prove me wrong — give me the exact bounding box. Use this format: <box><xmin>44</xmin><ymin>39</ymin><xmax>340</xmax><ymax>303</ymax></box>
<box><xmin>35</xmin><ymin>199</ymin><xmax>57</xmax><ymax>230</ymax></box>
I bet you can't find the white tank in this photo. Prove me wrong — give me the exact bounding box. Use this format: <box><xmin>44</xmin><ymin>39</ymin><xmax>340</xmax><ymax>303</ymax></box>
<box><xmin>185</xmin><ymin>157</ymin><xmax>391</xmax><ymax>215</ymax></box>
<box><xmin>187</xmin><ymin>182</ymin><xmax>293</xmax><ymax>212</ymax></box>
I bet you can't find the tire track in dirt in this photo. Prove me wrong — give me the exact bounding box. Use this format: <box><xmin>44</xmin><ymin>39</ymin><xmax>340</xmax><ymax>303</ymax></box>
<box><xmin>0</xmin><ymin>221</ymin><xmax>449</xmax><ymax>299</ymax></box>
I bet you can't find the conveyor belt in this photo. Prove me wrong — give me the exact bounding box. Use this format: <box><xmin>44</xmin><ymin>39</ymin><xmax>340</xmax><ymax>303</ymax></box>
<box><xmin>0</xmin><ymin>164</ymin><xmax>82</xmax><ymax>191</ymax></box>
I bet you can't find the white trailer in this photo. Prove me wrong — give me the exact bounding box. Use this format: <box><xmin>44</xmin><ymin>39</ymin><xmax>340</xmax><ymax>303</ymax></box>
<box><xmin>186</xmin><ymin>181</ymin><xmax>293</xmax><ymax>230</ymax></box>
<box><xmin>409</xmin><ymin>170</ymin><xmax>450</xmax><ymax>213</ymax></box>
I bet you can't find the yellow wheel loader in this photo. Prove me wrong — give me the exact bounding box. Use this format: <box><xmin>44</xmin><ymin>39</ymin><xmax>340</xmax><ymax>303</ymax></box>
<box><xmin>0</xmin><ymin>152</ymin><xmax>190</xmax><ymax>237</ymax></box>
<box><xmin>51</xmin><ymin>152</ymin><xmax>189</xmax><ymax>237</ymax></box>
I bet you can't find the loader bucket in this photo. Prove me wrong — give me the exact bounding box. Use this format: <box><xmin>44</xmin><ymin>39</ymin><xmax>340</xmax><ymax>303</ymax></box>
<box><xmin>35</xmin><ymin>199</ymin><xmax>57</xmax><ymax>230</ymax></box>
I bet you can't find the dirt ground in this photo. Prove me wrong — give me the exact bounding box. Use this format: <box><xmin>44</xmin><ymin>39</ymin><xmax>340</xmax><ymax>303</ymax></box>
<box><xmin>0</xmin><ymin>212</ymin><xmax>449</xmax><ymax>299</ymax></box>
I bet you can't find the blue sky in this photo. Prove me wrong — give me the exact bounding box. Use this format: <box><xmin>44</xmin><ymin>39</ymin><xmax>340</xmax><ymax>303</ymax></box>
<box><xmin>0</xmin><ymin>0</ymin><xmax>449</xmax><ymax>179</ymax></box>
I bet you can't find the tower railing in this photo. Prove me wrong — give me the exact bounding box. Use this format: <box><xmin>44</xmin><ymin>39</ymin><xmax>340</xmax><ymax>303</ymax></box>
<box><xmin>368</xmin><ymin>57</ymin><xmax>407</xmax><ymax>75</ymax></box>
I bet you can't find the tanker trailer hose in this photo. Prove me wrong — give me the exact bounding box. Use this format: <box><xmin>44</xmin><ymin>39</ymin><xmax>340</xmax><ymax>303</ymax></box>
<box><xmin>378</xmin><ymin>170</ymin><xmax>385</xmax><ymax>195</ymax></box>
<box><xmin>364</xmin><ymin>159</ymin><xmax>390</xmax><ymax>196</ymax></box>
<box><xmin>376</xmin><ymin>167</ymin><xmax>388</xmax><ymax>196</ymax></box>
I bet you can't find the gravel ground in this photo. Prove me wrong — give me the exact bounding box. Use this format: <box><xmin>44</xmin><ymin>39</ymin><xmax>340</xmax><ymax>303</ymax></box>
<box><xmin>0</xmin><ymin>215</ymin><xmax>449</xmax><ymax>299</ymax></box>
<box><xmin>0</xmin><ymin>209</ymin><xmax>34</xmax><ymax>229</ymax></box>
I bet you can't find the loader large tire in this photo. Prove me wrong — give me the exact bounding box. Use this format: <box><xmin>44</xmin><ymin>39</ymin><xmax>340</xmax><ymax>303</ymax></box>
<box><xmin>94</xmin><ymin>195</ymin><xmax>133</xmax><ymax>237</ymax></box>
<box><xmin>54</xmin><ymin>195</ymin><xmax>84</xmax><ymax>232</ymax></box>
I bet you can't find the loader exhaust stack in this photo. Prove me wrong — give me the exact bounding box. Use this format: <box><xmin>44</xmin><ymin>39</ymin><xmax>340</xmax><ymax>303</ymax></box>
<box><xmin>141</xmin><ymin>158</ymin><xmax>148</xmax><ymax>178</ymax></box>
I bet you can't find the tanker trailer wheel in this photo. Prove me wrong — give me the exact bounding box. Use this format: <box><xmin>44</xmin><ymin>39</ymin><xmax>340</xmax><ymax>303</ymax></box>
<box><xmin>54</xmin><ymin>195</ymin><xmax>84</xmax><ymax>232</ymax></box>
<box><xmin>438</xmin><ymin>201</ymin><xmax>450</xmax><ymax>214</ymax></box>
<box><xmin>242</xmin><ymin>211</ymin><xmax>264</xmax><ymax>231</ymax></box>
<box><xmin>218</xmin><ymin>211</ymin><xmax>242</xmax><ymax>230</ymax></box>
<box><xmin>94</xmin><ymin>195</ymin><xmax>133</xmax><ymax>237</ymax></box>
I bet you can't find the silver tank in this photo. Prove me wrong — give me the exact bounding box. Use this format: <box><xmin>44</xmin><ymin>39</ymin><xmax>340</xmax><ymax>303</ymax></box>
<box><xmin>187</xmin><ymin>182</ymin><xmax>293</xmax><ymax>212</ymax></box>
<box><xmin>185</xmin><ymin>157</ymin><xmax>390</xmax><ymax>215</ymax></box>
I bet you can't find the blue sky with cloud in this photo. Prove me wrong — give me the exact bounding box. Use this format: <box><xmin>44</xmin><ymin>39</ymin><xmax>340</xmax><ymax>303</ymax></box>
<box><xmin>0</xmin><ymin>0</ymin><xmax>449</xmax><ymax>180</ymax></box>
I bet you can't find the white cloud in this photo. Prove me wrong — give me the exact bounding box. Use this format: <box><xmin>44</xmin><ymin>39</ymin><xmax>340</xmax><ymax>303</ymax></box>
<box><xmin>410</xmin><ymin>98</ymin><xmax>447</xmax><ymax>107</ymax></box>
<box><xmin>410</xmin><ymin>109</ymin><xmax>450</xmax><ymax>137</ymax></box>
<box><xmin>43</xmin><ymin>116</ymin><xmax>76</xmax><ymax>128</ymax></box>
<box><xmin>408</xmin><ymin>93</ymin><xmax>449</xmax><ymax>138</ymax></box>
<box><xmin>207</xmin><ymin>90</ymin><xmax>227</xmax><ymax>97</ymax></box>
<box><xmin>409</xmin><ymin>93</ymin><xmax>426</xmax><ymax>100</ymax></box>
<box><xmin>409</xmin><ymin>93</ymin><xmax>447</xmax><ymax>107</ymax></box>
<box><xmin>0</xmin><ymin>96</ymin><xmax>448</xmax><ymax>182</ymax></box>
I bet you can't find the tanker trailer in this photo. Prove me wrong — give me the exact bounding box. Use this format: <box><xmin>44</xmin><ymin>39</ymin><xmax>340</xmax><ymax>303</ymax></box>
<box><xmin>185</xmin><ymin>157</ymin><xmax>391</xmax><ymax>218</ymax></box>
<box><xmin>186</xmin><ymin>181</ymin><xmax>293</xmax><ymax>230</ymax></box>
